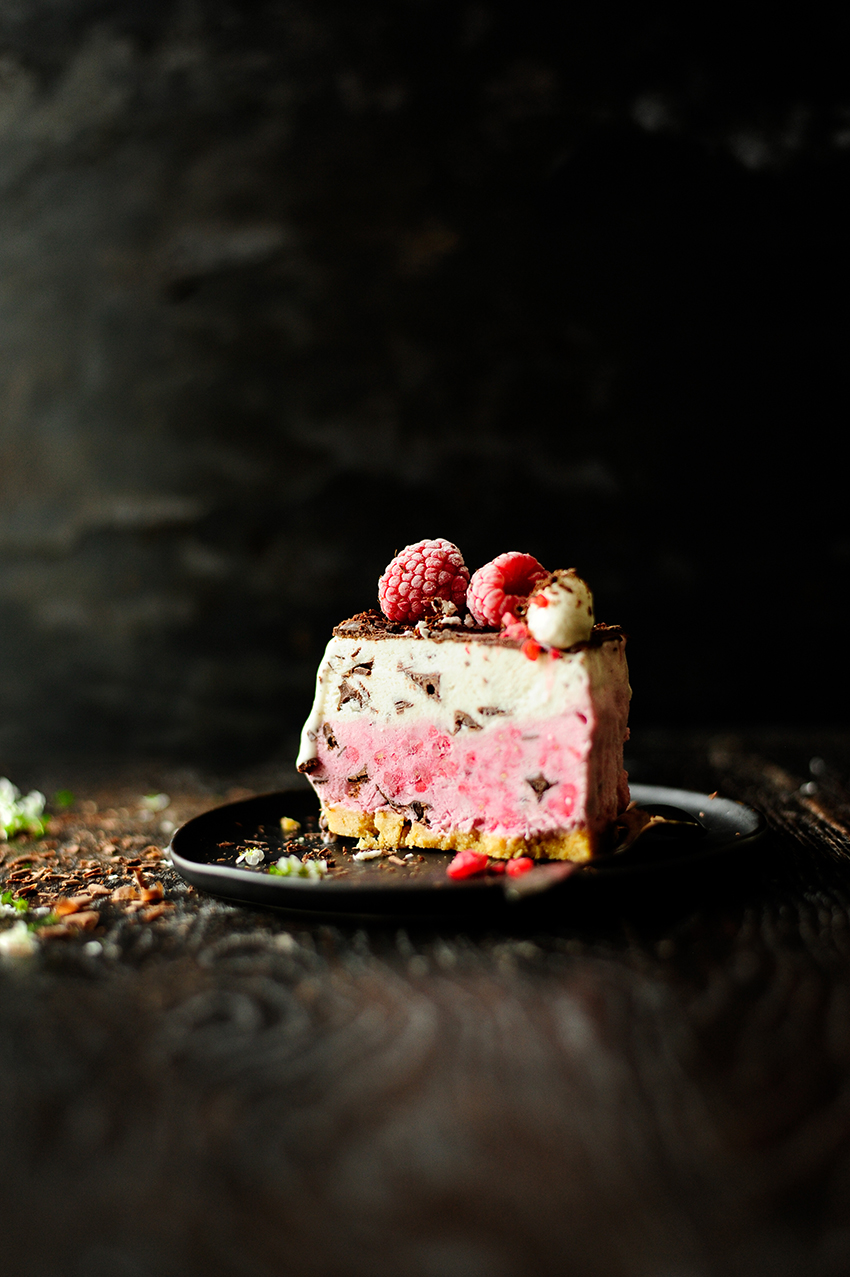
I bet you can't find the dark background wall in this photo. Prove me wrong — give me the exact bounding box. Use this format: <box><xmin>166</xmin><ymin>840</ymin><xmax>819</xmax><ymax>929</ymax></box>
<box><xmin>1</xmin><ymin>2</ymin><xmax>848</xmax><ymax>773</ymax></box>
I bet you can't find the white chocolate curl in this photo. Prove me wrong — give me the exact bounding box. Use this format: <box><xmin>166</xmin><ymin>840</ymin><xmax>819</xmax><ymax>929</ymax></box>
<box><xmin>526</xmin><ymin>570</ymin><xmax>594</xmax><ymax>649</ymax></box>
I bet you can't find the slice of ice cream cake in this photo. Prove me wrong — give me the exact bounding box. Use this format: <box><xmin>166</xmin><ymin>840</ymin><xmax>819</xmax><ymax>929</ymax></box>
<box><xmin>296</xmin><ymin>541</ymin><xmax>630</xmax><ymax>862</ymax></box>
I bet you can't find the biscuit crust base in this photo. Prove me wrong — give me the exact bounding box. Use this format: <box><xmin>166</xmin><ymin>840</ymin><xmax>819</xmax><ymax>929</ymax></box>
<box><xmin>323</xmin><ymin>804</ymin><xmax>597</xmax><ymax>863</ymax></box>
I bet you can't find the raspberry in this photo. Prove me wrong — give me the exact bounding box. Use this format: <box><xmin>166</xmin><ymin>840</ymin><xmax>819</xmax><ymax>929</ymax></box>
<box><xmin>466</xmin><ymin>552</ymin><xmax>548</xmax><ymax>628</ymax></box>
<box><xmin>446</xmin><ymin>849</ymin><xmax>490</xmax><ymax>879</ymax></box>
<box><xmin>378</xmin><ymin>539</ymin><xmax>469</xmax><ymax>623</ymax></box>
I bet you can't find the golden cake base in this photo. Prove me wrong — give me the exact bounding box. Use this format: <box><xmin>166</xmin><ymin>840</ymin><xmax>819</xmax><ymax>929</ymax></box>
<box><xmin>322</xmin><ymin>804</ymin><xmax>597</xmax><ymax>863</ymax></box>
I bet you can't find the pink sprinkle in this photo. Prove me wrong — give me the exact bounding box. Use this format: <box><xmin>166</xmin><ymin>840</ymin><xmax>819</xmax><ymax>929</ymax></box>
<box><xmin>446</xmin><ymin>850</ymin><xmax>490</xmax><ymax>880</ymax></box>
<box><xmin>522</xmin><ymin>640</ymin><xmax>544</xmax><ymax>661</ymax></box>
<box><xmin>505</xmin><ymin>857</ymin><xmax>535</xmax><ymax>877</ymax></box>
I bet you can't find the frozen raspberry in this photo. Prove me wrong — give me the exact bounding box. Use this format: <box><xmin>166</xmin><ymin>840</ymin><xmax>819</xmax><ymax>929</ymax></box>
<box><xmin>378</xmin><ymin>539</ymin><xmax>469</xmax><ymax>623</ymax></box>
<box><xmin>466</xmin><ymin>552</ymin><xmax>548</xmax><ymax>628</ymax></box>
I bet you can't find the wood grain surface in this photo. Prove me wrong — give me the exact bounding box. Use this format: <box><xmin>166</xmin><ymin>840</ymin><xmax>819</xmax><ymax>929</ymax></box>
<box><xmin>2</xmin><ymin>731</ymin><xmax>850</xmax><ymax>1277</ymax></box>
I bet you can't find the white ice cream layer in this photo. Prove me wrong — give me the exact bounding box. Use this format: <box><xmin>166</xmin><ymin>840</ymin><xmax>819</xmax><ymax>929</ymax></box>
<box><xmin>296</xmin><ymin>629</ymin><xmax>625</xmax><ymax>769</ymax></box>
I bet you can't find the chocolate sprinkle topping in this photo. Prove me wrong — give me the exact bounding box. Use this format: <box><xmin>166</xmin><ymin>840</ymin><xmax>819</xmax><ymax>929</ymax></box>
<box><xmin>332</xmin><ymin>609</ymin><xmax>624</xmax><ymax>650</ymax></box>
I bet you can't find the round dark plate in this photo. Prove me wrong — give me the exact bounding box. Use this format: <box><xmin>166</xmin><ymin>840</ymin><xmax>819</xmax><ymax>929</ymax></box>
<box><xmin>168</xmin><ymin>782</ymin><xmax>766</xmax><ymax>919</ymax></box>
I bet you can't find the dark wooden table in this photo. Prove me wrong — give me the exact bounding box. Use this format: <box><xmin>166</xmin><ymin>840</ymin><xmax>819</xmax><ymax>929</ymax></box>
<box><xmin>3</xmin><ymin>729</ymin><xmax>850</xmax><ymax>1277</ymax></box>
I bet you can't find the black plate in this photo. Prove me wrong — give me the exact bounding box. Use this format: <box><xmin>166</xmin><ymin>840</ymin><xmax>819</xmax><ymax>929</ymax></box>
<box><xmin>168</xmin><ymin>782</ymin><xmax>766</xmax><ymax>918</ymax></box>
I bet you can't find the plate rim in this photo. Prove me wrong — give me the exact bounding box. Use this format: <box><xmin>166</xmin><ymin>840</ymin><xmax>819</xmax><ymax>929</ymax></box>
<box><xmin>168</xmin><ymin>783</ymin><xmax>767</xmax><ymax>912</ymax></box>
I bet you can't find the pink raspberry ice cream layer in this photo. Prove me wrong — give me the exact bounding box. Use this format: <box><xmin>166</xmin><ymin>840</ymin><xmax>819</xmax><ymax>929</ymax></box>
<box><xmin>310</xmin><ymin>715</ymin><xmax>625</xmax><ymax>839</ymax></box>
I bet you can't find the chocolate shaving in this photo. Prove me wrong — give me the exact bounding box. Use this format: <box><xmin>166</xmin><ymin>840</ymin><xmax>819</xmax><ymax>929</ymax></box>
<box><xmin>322</xmin><ymin>723</ymin><xmax>338</xmax><ymax>749</ymax></box>
<box><xmin>53</xmin><ymin>895</ymin><xmax>95</xmax><ymax>917</ymax></box>
<box><xmin>297</xmin><ymin>757</ymin><xmax>321</xmax><ymax>774</ymax></box>
<box><xmin>452</xmin><ymin>711</ymin><xmax>482</xmax><ymax>734</ymax></box>
<box><xmin>346</xmin><ymin>768</ymin><xmax>370</xmax><ymax>797</ymax></box>
<box><xmin>406</xmin><ymin>671</ymin><xmax>441</xmax><ymax>699</ymax></box>
<box><xmin>347</xmin><ymin>661</ymin><xmax>373</xmax><ymax>677</ymax></box>
<box><xmin>138</xmin><ymin>902</ymin><xmax>172</xmax><ymax>922</ymax></box>
<box><xmin>375</xmin><ymin>786</ymin><xmax>406</xmax><ymax>812</ymax></box>
<box><xmin>526</xmin><ymin>773</ymin><xmax>554</xmax><ymax>800</ymax></box>
<box><xmin>609</xmin><ymin>805</ymin><xmax>690</xmax><ymax>853</ymax></box>
<box><xmin>60</xmin><ymin>910</ymin><xmax>100</xmax><ymax>931</ymax></box>
<box><xmin>395</xmin><ymin>700</ymin><xmax>414</xmax><ymax>713</ymax></box>
<box><xmin>336</xmin><ymin>680</ymin><xmax>365</xmax><ymax>710</ymax></box>
<box><xmin>478</xmin><ymin>706</ymin><xmax>509</xmax><ymax>716</ymax></box>
<box><xmin>133</xmin><ymin>869</ymin><xmax>164</xmax><ymax>903</ymax></box>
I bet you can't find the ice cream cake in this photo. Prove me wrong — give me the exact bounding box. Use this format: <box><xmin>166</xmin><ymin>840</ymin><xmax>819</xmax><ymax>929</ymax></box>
<box><xmin>296</xmin><ymin>540</ymin><xmax>631</xmax><ymax>862</ymax></box>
